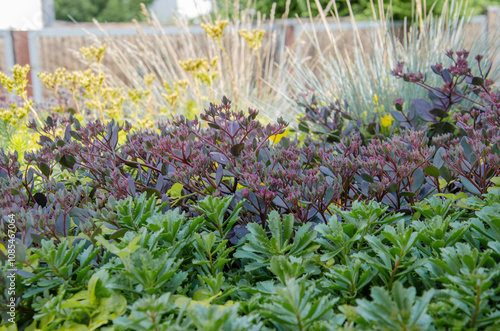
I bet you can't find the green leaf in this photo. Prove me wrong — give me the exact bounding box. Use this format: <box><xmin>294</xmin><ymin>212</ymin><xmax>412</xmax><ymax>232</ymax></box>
<box><xmin>38</xmin><ymin>162</ymin><xmax>51</xmax><ymax>177</ymax></box>
<box><xmin>424</xmin><ymin>165</ymin><xmax>440</xmax><ymax>178</ymax></box>
<box><xmin>298</xmin><ymin>121</ymin><xmax>310</xmax><ymax>133</ymax></box>
<box><xmin>167</xmin><ymin>183</ymin><xmax>184</xmax><ymax>198</ymax></box>
<box><xmin>471</xmin><ymin>77</ymin><xmax>484</xmax><ymax>86</ymax></box>
<box><xmin>230</xmin><ymin>143</ymin><xmax>245</xmax><ymax>156</ymax></box>
<box><xmin>490</xmin><ymin>177</ymin><xmax>500</xmax><ymax>186</ymax></box>
<box><xmin>459</xmin><ymin>176</ymin><xmax>481</xmax><ymax>195</ymax></box>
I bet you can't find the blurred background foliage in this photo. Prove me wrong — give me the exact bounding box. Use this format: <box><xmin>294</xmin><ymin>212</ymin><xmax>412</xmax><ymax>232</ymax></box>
<box><xmin>252</xmin><ymin>0</ymin><xmax>498</xmax><ymax>20</ymax></box>
<box><xmin>55</xmin><ymin>0</ymin><xmax>154</xmax><ymax>22</ymax></box>
<box><xmin>54</xmin><ymin>0</ymin><xmax>499</xmax><ymax>23</ymax></box>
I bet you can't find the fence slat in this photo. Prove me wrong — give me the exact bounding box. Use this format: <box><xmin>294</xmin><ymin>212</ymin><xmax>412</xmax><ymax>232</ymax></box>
<box><xmin>0</xmin><ymin>30</ymin><xmax>15</xmax><ymax>73</ymax></box>
<box><xmin>28</xmin><ymin>31</ymin><xmax>43</xmax><ymax>102</ymax></box>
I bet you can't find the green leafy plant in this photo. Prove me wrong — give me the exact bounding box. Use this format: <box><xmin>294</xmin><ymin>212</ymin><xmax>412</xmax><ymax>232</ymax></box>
<box><xmin>187</xmin><ymin>304</ymin><xmax>262</xmax><ymax>331</ymax></box>
<box><xmin>193</xmin><ymin>195</ymin><xmax>244</xmax><ymax>240</ymax></box>
<box><xmin>321</xmin><ymin>259</ymin><xmax>375</xmax><ymax>304</ymax></box>
<box><xmin>327</xmin><ymin>200</ymin><xmax>404</xmax><ymax>254</ymax></box>
<box><xmin>268</xmin><ymin>256</ymin><xmax>314</xmax><ymax>286</ymax></box>
<box><xmin>356</xmin><ymin>281</ymin><xmax>435</xmax><ymax>330</ymax></box>
<box><xmin>355</xmin><ymin>221</ymin><xmax>427</xmax><ymax>289</ymax></box>
<box><xmin>113</xmin><ymin>293</ymin><xmax>183</xmax><ymax>330</ymax></box>
<box><xmin>261</xmin><ymin>279</ymin><xmax>338</xmax><ymax>330</ymax></box>
<box><xmin>30</xmin><ymin>272</ymin><xmax>127</xmax><ymax>330</ymax></box>
<box><xmin>425</xmin><ymin>243</ymin><xmax>500</xmax><ymax>329</ymax></box>
<box><xmin>102</xmin><ymin>192</ymin><xmax>169</xmax><ymax>233</ymax></box>
<box><xmin>54</xmin><ymin>0</ymin><xmax>153</xmax><ymax>22</ymax></box>
<box><xmin>21</xmin><ymin>238</ymin><xmax>97</xmax><ymax>298</ymax></box>
<box><xmin>234</xmin><ymin>211</ymin><xmax>319</xmax><ymax>271</ymax></box>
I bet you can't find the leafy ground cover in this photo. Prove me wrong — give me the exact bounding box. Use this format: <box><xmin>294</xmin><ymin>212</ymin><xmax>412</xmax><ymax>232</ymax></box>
<box><xmin>2</xmin><ymin>1</ymin><xmax>500</xmax><ymax>329</ymax></box>
<box><xmin>2</xmin><ymin>190</ymin><xmax>500</xmax><ymax>330</ymax></box>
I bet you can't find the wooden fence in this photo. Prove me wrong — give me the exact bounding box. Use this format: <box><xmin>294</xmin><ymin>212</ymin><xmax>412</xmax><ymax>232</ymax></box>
<box><xmin>0</xmin><ymin>6</ymin><xmax>499</xmax><ymax>103</ymax></box>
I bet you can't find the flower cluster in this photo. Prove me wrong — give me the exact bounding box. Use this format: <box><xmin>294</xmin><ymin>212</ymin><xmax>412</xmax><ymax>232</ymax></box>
<box><xmin>239</xmin><ymin>28</ymin><xmax>265</xmax><ymax>51</ymax></box>
<box><xmin>179</xmin><ymin>57</ymin><xmax>218</xmax><ymax>85</ymax></box>
<box><xmin>201</xmin><ymin>21</ymin><xmax>229</xmax><ymax>41</ymax></box>
<box><xmin>79</xmin><ymin>44</ymin><xmax>107</xmax><ymax>64</ymax></box>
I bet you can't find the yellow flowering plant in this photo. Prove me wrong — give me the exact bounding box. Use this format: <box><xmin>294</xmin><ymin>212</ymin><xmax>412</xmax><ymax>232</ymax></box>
<box><xmin>0</xmin><ymin>65</ymin><xmax>42</xmax><ymax>125</ymax></box>
<box><xmin>201</xmin><ymin>20</ymin><xmax>237</xmax><ymax>102</ymax></box>
<box><xmin>0</xmin><ymin>65</ymin><xmax>43</xmax><ymax>157</ymax></box>
<box><xmin>201</xmin><ymin>20</ymin><xmax>228</xmax><ymax>42</ymax></box>
<box><xmin>380</xmin><ymin>114</ymin><xmax>394</xmax><ymax>128</ymax></box>
<box><xmin>239</xmin><ymin>28</ymin><xmax>265</xmax><ymax>98</ymax></box>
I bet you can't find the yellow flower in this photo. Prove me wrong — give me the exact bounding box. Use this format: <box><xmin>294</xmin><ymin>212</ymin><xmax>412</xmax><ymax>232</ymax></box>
<box><xmin>0</xmin><ymin>64</ymin><xmax>30</xmax><ymax>98</ymax></box>
<box><xmin>270</xmin><ymin>130</ymin><xmax>288</xmax><ymax>143</ymax></box>
<box><xmin>162</xmin><ymin>92</ymin><xmax>179</xmax><ymax>109</ymax></box>
<box><xmin>239</xmin><ymin>28</ymin><xmax>265</xmax><ymax>51</ymax></box>
<box><xmin>175</xmin><ymin>80</ymin><xmax>189</xmax><ymax>89</ymax></box>
<box><xmin>0</xmin><ymin>102</ymin><xmax>30</xmax><ymax>128</ymax></box>
<box><xmin>80</xmin><ymin>45</ymin><xmax>107</xmax><ymax>64</ymax></box>
<box><xmin>179</xmin><ymin>57</ymin><xmax>216</xmax><ymax>85</ymax></box>
<box><xmin>381</xmin><ymin>114</ymin><xmax>394</xmax><ymax>128</ymax></box>
<box><xmin>201</xmin><ymin>21</ymin><xmax>228</xmax><ymax>41</ymax></box>
<box><xmin>143</xmin><ymin>73</ymin><xmax>156</xmax><ymax>88</ymax></box>
<box><xmin>373</xmin><ymin>94</ymin><xmax>379</xmax><ymax>105</ymax></box>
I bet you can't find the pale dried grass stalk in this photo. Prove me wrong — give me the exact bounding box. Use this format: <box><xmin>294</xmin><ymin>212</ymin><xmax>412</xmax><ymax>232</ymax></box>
<box><xmin>278</xmin><ymin>0</ymin><xmax>500</xmax><ymax>123</ymax></box>
<box><xmin>80</xmin><ymin>2</ymin><xmax>292</xmax><ymax>121</ymax></box>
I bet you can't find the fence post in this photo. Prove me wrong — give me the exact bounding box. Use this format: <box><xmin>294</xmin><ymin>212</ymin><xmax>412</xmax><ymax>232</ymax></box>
<box><xmin>28</xmin><ymin>31</ymin><xmax>42</xmax><ymax>103</ymax></box>
<box><xmin>11</xmin><ymin>31</ymin><xmax>33</xmax><ymax>98</ymax></box>
<box><xmin>2</xmin><ymin>31</ymin><xmax>15</xmax><ymax>72</ymax></box>
<box><xmin>284</xmin><ymin>24</ymin><xmax>295</xmax><ymax>48</ymax></box>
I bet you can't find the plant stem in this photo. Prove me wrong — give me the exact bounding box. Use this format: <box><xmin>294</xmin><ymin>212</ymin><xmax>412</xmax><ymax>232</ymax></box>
<box><xmin>470</xmin><ymin>281</ymin><xmax>482</xmax><ymax>329</ymax></box>
<box><xmin>218</xmin><ymin>40</ymin><xmax>238</xmax><ymax>103</ymax></box>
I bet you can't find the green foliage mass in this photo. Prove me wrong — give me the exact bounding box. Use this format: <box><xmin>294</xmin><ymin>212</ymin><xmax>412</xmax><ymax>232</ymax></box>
<box><xmin>54</xmin><ymin>0</ymin><xmax>154</xmax><ymax>22</ymax></box>
<box><xmin>252</xmin><ymin>0</ymin><xmax>496</xmax><ymax>20</ymax></box>
<box><xmin>3</xmin><ymin>192</ymin><xmax>500</xmax><ymax>329</ymax></box>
